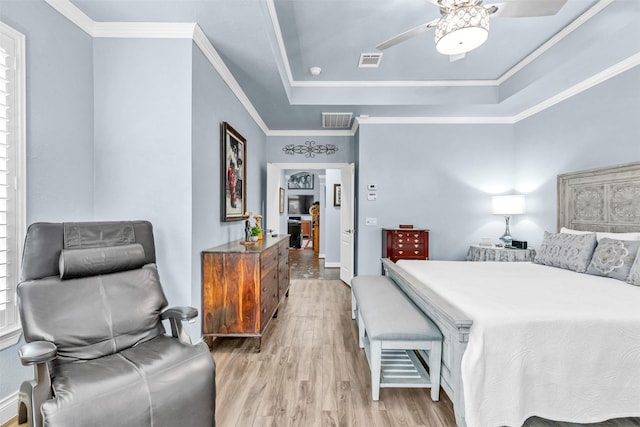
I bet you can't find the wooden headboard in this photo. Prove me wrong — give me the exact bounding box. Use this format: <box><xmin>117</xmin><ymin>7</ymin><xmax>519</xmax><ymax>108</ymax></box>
<box><xmin>558</xmin><ymin>161</ymin><xmax>640</xmax><ymax>233</ymax></box>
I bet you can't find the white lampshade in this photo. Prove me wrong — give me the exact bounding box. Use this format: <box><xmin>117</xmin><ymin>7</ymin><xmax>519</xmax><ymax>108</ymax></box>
<box><xmin>435</xmin><ymin>5</ymin><xmax>489</xmax><ymax>55</ymax></box>
<box><xmin>492</xmin><ymin>195</ymin><xmax>525</xmax><ymax>215</ymax></box>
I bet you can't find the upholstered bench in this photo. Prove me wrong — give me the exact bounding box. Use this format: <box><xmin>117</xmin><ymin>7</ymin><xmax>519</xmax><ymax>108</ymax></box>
<box><xmin>351</xmin><ymin>275</ymin><xmax>442</xmax><ymax>401</ymax></box>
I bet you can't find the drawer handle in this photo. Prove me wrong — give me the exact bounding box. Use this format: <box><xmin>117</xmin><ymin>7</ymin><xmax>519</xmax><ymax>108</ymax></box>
<box><xmin>413</xmin><ymin>233</ymin><xmax>419</xmax><ymax>238</ymax></box>
<box><xmin>398</xmin><ymin>250</ymin><xmax>404</xmax><ymax>255</ymax></box>
<box><xmin>397</xmin><ymin>238</ymin><xmax>404</xmax><ymax>243</ymax></box>
<box><xmin>262</xmin><ymin>308</ymin><xmax>267</xmax><ymax>314</ymax></box>
<box><xmin>414</xmin><ymin>250</ymin><xmax>419</xmax><ymax>255</ymax></box>
<box><xmin>398</xmin><ymin>233</ymin><xmax>404</xmax><ymax>237</ymax></box>
<box><xmin>414</xmin><ymin>244</ymin><xmax>419</xmax><ymax>248</ymax></box>
<box><xmin>398</xmin><ymin>244</ymin><xmax>403</xmax><ymax>248</ymax></box>
<box><xmin>414</xmin><ymin>239</ymin><xmax>419</xmax><ymax>243</ymax></box>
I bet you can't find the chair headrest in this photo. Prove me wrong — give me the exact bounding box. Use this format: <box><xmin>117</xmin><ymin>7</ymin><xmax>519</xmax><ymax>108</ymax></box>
<box><xmin>21</xmin><ymin>221</ymin><xmax>156</xmax><ymax>281</ymax></box>
<box><xmin>59</xmin><ymin>244</ymin><xmax>147</xmax><ymax>280</ymax></box>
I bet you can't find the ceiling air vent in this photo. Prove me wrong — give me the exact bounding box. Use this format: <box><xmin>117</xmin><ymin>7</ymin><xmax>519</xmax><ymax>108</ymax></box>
<box><xmin>358</xmin><ymin>53</ymin><xmax>382</xmax><ymax>68</ymax></box>
<box><xmin>322</xmin><ymin>112</ymin><xmax>353</xmax><ymax>129</ymax></box>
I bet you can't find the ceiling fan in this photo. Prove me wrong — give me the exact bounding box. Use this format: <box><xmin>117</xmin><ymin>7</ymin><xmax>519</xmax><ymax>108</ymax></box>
<box><xmin>376</xmin><ymin>0</ymin><xmax>568</xmax><ymax>61</ymax></box>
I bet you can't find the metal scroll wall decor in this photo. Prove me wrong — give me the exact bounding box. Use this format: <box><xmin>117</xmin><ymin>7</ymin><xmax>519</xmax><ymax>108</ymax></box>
<box><xmin>282</xmin><ymin>140</ymin><xmax>339</xmax><ymax>158</ymax></box>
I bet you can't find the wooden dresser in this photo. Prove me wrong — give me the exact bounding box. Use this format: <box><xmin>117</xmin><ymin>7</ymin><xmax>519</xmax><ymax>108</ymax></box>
<box><xmin>382</xmin><ymin>228</ymin><xmax>430</xmax><ymax>263</ymax></box>
<box><xmin>201</xmin><ymin>235</ymin><xmax>290</xmax><ymax>351</ymax></box>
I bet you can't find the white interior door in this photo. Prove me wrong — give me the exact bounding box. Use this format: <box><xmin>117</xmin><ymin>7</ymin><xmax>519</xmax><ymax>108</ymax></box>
<box><xmin>340</xmin><ymin>164</ymin><xmax>355</xmax><ymax>285</ymax></box>
<box><xmin>266</xmin><ymin>163</ymin><xmax>280</xmax><ymax>234</ymax></box>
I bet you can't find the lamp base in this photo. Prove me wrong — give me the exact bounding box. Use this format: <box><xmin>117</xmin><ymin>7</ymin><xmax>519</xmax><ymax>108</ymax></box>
<box><xmin>499</xmin><ymin>216</ymin><xmax>513</xmax><ymax>247</ymax></box>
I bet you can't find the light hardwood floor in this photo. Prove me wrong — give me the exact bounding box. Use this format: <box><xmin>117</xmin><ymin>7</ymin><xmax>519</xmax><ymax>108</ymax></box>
<box><xmin>3</xmin><ymin>277</ymin><xmax>640</xmax><ymax>427</ymax></box>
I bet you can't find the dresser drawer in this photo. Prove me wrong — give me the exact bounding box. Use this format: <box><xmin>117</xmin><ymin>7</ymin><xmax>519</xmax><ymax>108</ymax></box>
<box><xmin>260</xmin><ymin>273</ymin><xmax>278</xmax><ymax>322</ymax></box>
<box><xmin>260</xmin><ymin>245</ymin><xmax>278</xmax><ymax>276</ymax></box>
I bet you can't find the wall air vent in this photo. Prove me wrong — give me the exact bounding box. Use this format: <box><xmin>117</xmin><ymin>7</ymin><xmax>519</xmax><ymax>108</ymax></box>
<box><xmin>358</xmin><ymin>53</ymin><xmax>382</xmax><ymax>68</ymax></box>
<box><xmin>322</xmin><ymin>112</ymin><xmax>353</xmax><ymax>129</ymax></box>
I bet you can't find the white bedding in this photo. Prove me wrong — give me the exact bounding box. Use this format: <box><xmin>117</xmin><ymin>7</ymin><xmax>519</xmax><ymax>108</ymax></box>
<box><xmin>395</xmin><ymin>260</ymin><xmax>640</xmax><ymax>427</ymax></box>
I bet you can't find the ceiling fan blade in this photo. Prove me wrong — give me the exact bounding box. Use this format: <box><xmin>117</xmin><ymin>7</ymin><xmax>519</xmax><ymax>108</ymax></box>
<box><xmin>450</xmin><ymin>53</ymin><xmax>466</xmax><ymax>62</ymax></box>
<box><xmin>486</xmin><ymin>0</ymin><xmax>568</xmax><ymax>18</ymax></box>
<box><xmin>376</xmin><ymin>19</ymin><xmax>439</xmax><ymax>50</ymax></box>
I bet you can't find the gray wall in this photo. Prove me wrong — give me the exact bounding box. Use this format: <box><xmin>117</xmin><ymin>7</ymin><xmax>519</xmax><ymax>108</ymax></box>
<box><xmin>93</xmin><ymin>38</ymin><xmax>194</xmax><ymax>309</ymax></box>
<box><xmin>356</xmin><ymin>124</ymin><xmax>516</xmax><ymax>275</ymax></box>
<box><xmin>514</xmin><ymin>66</ymin><xmax>640</xmax><ymax>248</ymax></box>
<box><xmin>0</xmin><ymin>0</ymin><xmax>95</xmax><ymax>403</ymax></box>
<box><xmin>266</xmin><ymin>134</ymin><xmax>355</xmax><ymax>164</ymax></box>
<box><xmin>191</xmin><ymin>43</ymin><xmax>267</xmax><ymax>337</ymax></box>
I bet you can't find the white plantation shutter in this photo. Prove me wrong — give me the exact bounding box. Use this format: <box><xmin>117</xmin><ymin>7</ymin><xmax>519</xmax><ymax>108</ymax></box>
<box><xmin>0</xmin><ymin>22</ymin><xmax>26</xmax><ymax>349</ymax></box>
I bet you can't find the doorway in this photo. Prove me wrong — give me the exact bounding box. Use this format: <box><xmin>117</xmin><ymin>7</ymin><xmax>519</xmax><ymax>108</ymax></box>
<box><xmin>267</xmin><ymin>162</ymin><xmax>354</xmax><ymax>285</ymax></box>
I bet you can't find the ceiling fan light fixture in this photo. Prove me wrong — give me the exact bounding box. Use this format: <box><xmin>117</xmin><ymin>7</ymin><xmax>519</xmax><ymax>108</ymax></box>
<box><xmin>435</xmin><ymin>5</ymin><xmax>489</xmax><ymax>55</ymax></box>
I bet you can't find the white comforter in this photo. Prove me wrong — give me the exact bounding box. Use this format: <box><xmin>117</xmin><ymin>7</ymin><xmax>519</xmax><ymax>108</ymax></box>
<box><xmin>395</xmin><ymin>260</ymin><xmax>640</xmax><ymax>427</ymax></box>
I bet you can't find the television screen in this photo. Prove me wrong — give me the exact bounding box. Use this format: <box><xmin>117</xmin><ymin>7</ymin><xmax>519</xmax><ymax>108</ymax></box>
<box><xmin>288</xmin><ymin>195</ymin><xmax>314</xmax><ymax>214</ymax></box>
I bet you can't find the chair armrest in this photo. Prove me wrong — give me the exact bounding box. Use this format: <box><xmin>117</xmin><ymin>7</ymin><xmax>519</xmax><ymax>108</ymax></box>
<box><xmin>161</xmin><ymin>306</ymin><xmax>198</xmax><ymax>344</ymax></box>
<box><xmin>18</xmin><ymin>341</ymin><xmax>57</xmax><ymax>366</ymax></box>
<box><xmin>161</xmin><ymin>306</ymin><xmax>198</xmax><ymax>323</ymax></box>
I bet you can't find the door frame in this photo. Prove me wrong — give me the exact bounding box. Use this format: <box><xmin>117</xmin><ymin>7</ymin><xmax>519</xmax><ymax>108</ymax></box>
<box><xmin>266</xmin><ymin>162</ymin><xmax>355</xmax><ymax>284</ymax></box>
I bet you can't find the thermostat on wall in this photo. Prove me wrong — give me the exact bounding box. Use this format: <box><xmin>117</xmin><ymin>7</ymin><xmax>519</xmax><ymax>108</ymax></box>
<box><xmin>367</xmin><ymin>184</ymin><xmax>377</xmax><ymax>191</ymax></box>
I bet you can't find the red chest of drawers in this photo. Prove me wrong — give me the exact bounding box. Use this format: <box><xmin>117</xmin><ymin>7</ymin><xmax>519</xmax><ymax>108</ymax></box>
<box><xmin>382</xmin><ymin>228</ymin><xmax>429</xmax><ymax>263</ymax></box>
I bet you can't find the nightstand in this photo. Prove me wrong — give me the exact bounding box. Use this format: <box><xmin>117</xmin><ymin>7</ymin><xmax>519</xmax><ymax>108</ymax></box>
<box><xmin>466</xmin><ymin>245</ymin><xmax>536</xmax><ymax>262</ymax></box>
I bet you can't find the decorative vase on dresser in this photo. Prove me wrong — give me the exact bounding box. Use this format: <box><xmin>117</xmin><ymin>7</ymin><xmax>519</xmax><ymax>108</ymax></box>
<box><xmin>201</xmin><ymin>234</ymin><xmax>290</xmax><ymax>352</ymax></box>
<box><xmin>382</xmin><ymin>228</ymin><xmax>430</xmax><ymax>263</ymax></box>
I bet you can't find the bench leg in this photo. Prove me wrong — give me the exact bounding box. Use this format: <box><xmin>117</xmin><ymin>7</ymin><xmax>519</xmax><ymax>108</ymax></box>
<box><xmin>351</xmin><ymin>290</ymin><xmax>357</xmax><ymax>320</ymax></box>
<box><xmin>429</xmin><ymin>342</ymin><xmax>442</xmax><ymax>401</ymax></box>
<box><xmin>357</xmin><ymin>311</ymin><xmax>365</xmax><ymax>349</ymax></box>
<box><xmin>370</xmin><ymin>339</ymin><xmax>382</xmax><ymax>401</ymax></box>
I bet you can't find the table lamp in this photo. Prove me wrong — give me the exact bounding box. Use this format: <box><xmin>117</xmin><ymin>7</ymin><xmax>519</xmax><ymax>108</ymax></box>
<box><xmin>492</xmin><ymin>195</ymin><xmax>525</xmax><ymax>246</ymax></box>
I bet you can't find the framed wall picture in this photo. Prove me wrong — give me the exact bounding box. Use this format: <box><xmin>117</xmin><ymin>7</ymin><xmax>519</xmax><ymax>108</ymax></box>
<box><xmin>221</xmin><ymin>122</ymin><xmax>246</xmax><ymax>221</ymax></box>
<box><xmin>279</xmin><ymin>187</ymin><xmax>285</xmax><ymax>214</ymax></box>
<box><xmin>334</xmin><ymin>184</ymin><xmax>341</xmax><ymax>207</ymax></box>
<box><xmin>287</xmin><ymin>171</ymin><xmax>314</xmax><ymax>189</ymax></box>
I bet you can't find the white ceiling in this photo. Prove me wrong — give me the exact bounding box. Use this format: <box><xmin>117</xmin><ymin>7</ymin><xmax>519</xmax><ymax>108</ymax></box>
<box><xmin>64</xmin><ymin>0</ymin><xmax>640</xmax><ymax>132</ymax></box>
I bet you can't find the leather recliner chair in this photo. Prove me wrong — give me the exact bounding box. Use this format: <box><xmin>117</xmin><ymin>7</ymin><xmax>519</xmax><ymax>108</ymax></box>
<box><xmin>16</xmin><ymin>221</ymin><xmax>215</xmax><ymax>427</ymax></box>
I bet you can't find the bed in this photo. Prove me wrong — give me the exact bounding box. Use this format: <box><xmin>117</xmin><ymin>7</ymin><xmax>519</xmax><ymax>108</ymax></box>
<box><xmin>381</xmin><ymin>161</ymin><xmax>640</xmax><ymax>427</ymax></box>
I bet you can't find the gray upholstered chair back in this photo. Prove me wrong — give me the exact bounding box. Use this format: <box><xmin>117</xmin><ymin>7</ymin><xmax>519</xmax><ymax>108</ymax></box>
<box><xmin>21</xmin><ymin>221</ymin><xmax>156</xmax><ymax>281</ymax></box>
<box><xmin>18</xmin><ymin>221</ymin><xmax>166</xmax><ymax>362</ymax></box>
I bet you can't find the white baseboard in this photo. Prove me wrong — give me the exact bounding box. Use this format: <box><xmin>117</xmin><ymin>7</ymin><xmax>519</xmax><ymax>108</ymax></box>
<box><xmin>0</xmin><ymin>392</ymin><xmax>18</xmax><ymax>425</ymax></box>
<box><xmin>324</xmin><ymin>262</ymin><xmax>340</xmax><ymax>268</ymax></box>
<box><xmin>318</xmin><ymin>253</ymin><xmax>325</xmax><ymax>259</ymax></box>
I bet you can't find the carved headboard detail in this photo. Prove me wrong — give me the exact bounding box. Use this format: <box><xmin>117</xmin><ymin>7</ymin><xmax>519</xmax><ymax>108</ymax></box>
<box><xmin>558</xmin><ymin>161</ymin><xmax>640</xmax><ymax>233</ymax></box>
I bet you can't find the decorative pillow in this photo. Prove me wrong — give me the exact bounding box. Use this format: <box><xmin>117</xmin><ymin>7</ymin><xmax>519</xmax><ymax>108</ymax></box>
<box><xmin>626</xmin><ymin>252</ymin><xmax>640</xmax><ymax>286</ymax></box>
<box><xmin>534</xmin><ymin>231</ymin><xmax>597</xmax><ymax>273</ymax></box>
<box><xmin>586</xmin><ymin>238</ymin><xmax>640</xmax><ymax>281</ymax></box>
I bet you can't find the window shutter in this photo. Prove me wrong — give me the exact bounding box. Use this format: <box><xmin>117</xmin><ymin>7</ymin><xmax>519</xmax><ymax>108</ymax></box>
<box><xmin>0</xmin><ymin>22</ymin><xmax>25</xmax><ymax>345</ymax></box>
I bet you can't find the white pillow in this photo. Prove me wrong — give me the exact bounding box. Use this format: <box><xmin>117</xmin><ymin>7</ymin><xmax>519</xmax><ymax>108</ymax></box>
<box><xmin>560</xmin><ymin>227</ymin><xmax>591</xmax><ymax>235</ymax></box>
<box><xmin>596</xmin><ymin>231</ymin><xmax>640</xmax><ymax>242</ymax></box>
<box><xmin>560</xmin><ymin>227</ymin><xmax>640</xmax><ymax>242</ymax></box>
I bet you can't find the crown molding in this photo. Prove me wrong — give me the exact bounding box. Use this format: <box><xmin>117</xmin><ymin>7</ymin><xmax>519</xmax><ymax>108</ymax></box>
<box><xmin>513</xmin><ymin>51</ymin><xmax>640</xmax><ymax>122</ymax></box>
<box><xmin>496</xmin><ymin>0</ymin><xmax>615</xmax><ymax>84</ymax></box>
<box><xmin>192</xmin><ymin>25</ymin><xmax>270</xmax><ymax>134</ymax></box>
<box><xmin>43</xmin><ymin>0</ymin><xmax>636</xmax><ymax>136</ymax></box>
<box><xmin>268</xmin><ymin>0</ymin><xmax>611</xmax><ymax>89</ymax></box>
<box><xmin>92</xmin><ymin>22</ymin><xmax>197</xmax><ymax>39</ymax></box>
<box><xmin>290</xmin><ymin>79</ymin><xmax>496</xmax><ymax>88</ymax></box>
<box><xmin>44</xmin><ymin>0</ymin><xmax>94</xmax><ymax>35</ymax></box>
<box><xmin>356</xmin><ymin>116</ymin><xmax>515</xmax><ymax>125</ymax></box>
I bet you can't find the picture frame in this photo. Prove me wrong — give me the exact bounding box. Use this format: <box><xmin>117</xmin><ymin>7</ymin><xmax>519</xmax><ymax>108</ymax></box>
<box><xmin>334</xmin><ymin>184</ymin><xmax>341</xmax><ymax>207</ymax></box>
<box><xmin>287</xmin><ymin>171</ymin><xmax>314</xmax><ymax>189</ymax></box>
<box><xmin>279</xmin><ymin>187</ymin><xmax>285</xmax><ymax>214</ymax></box>
<box><xmin>221</xmin><ymin>122</ymin><xmax>246</xmax><ymax>222</ymax></box>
